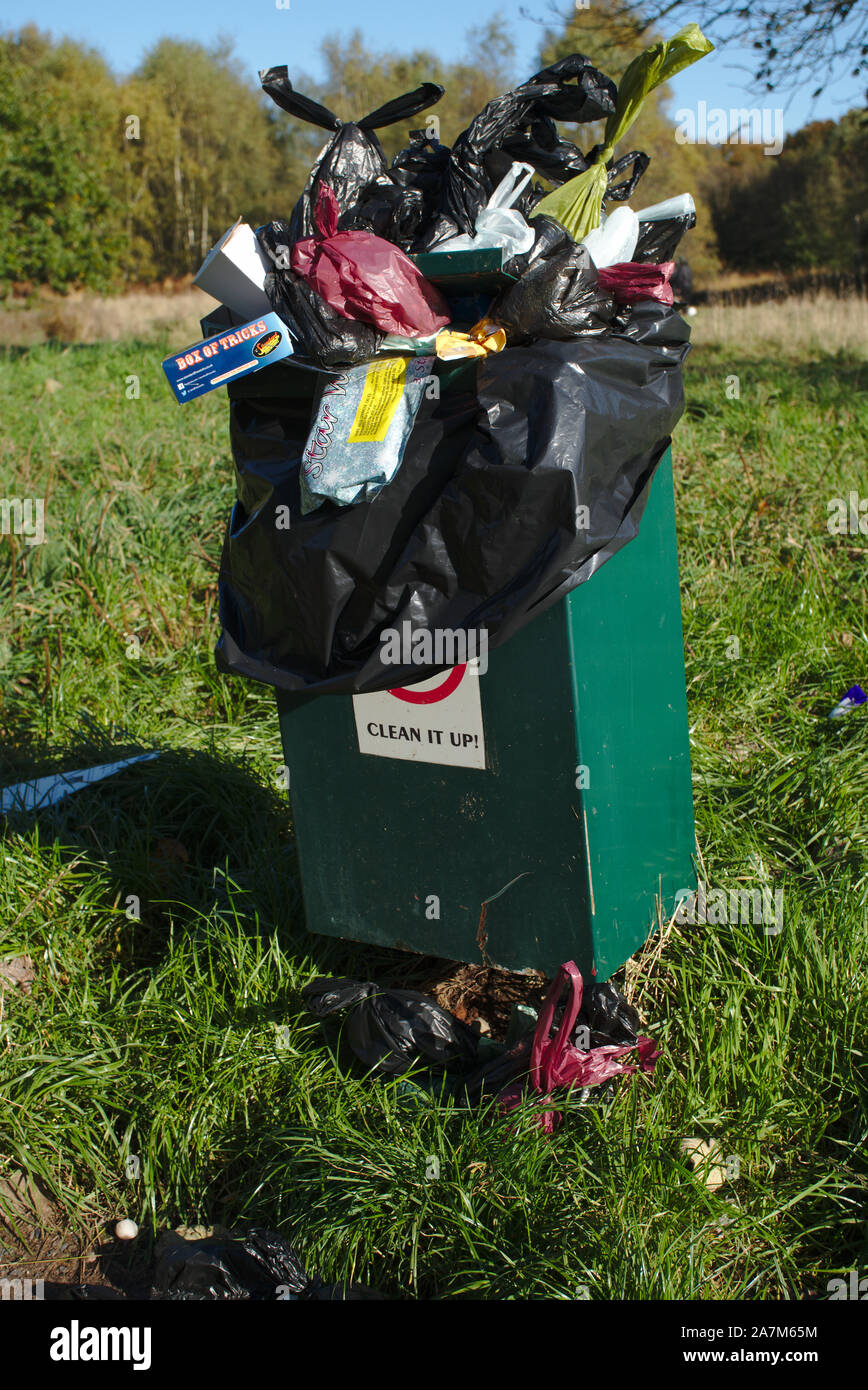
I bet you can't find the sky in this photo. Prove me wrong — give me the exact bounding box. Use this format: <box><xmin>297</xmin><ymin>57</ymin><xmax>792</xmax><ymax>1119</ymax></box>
<box><xmin>10</xmin><ymin>0</ymin><xmax>867</xmax><ymax>134</ymax></box>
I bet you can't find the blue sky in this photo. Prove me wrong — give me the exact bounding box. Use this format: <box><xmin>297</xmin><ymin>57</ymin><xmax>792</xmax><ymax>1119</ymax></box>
<box><xmin>14</xmin><ymin>1</ymin><xmax>866</xmax><ymax>133</ymax></box>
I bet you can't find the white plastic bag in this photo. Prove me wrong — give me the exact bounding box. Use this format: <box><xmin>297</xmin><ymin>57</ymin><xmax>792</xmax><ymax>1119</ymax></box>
<box><xmin>581</xmin><ymin>205</ymin><xmax>639</xmax><ymax>268</ymax></box>
<box><xmin>437</xmin><ymin>162</ymin><xmax>536</xmax><ymax>258</ymax></box>
<box><xmin>635</xmin><ymin>193</ymin><xmax>695</xmax><ymax>222</ymax></box>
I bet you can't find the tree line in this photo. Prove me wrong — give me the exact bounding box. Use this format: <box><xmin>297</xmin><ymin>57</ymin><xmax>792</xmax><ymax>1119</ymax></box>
<box><xmin>709</xmin><ymin>112</ymin><xmax>868</xmax><ymax>275</ymax></box>
<box><xmin>1</xmin><ymin>10</ymin><xmax>865</xmax><ymax>294</ymax></box>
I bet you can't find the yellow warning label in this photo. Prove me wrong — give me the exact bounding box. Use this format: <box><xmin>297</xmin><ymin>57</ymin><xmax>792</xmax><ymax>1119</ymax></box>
<box><xmin>348</xmin><ymin>357</ymin><xmax>409</xmax><ymax>443</ymax></box>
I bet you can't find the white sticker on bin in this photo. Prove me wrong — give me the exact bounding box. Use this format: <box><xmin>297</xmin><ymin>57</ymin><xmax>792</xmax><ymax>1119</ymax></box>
<box><xmin>352</xmin><ymin>662</ymin><xmax>486</xmax><ymax>770</ymax></box>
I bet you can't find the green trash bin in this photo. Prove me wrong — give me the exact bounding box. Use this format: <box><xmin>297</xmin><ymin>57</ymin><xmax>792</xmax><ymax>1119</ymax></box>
<box><xmin>276</xmin><ymin>446</ymin><xmax>695</xmax><ymax>980</ymax></box>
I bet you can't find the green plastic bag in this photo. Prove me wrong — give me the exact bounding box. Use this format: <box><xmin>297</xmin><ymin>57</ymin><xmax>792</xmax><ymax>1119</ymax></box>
<box><xmin>534</xmin><ymin>24</ymin><xmax>713</xmax><ymax>242</ymax></box>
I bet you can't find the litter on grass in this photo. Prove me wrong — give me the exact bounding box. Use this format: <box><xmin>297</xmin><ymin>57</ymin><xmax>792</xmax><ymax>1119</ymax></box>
<box><xmin>301</xmin><ymin>975</ymin><xmax>479</xmax><ymax>1076</ymax></box>
<box><xmin>301</xmin><ymin>960</ymin><xmax>659</xmax><ymax>1133</ymax></box>
<box><xmin>679</xmin><ymin>1137</ymin><xmax>729</xmax><ymax>1191</ymax></box>
<box><xmin>498</xmin><ymin>961</ymin><xmax>658</xmax><ymax>1134</ymax></box>
<box><xmin>828</xmin><ymin>684</ymin><xmax>866</xmax><ymax>719</ymax></box>
<box><xmin>0</xmin><ymin>956</ymin><xmax>36</xmax><ymax>995</ymax></box>
<box><xmin>152</xmin><ymin>1227</ymin><xmax>385</xmax><ymax>1300</ymax></box>
<box><xmin>0</xmin><ymin>753</ymin><xmax>160</xmax><ymax>814</ymax></box>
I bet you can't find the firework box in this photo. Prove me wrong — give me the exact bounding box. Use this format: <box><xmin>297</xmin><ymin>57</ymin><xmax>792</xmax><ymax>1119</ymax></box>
<box><xmin>161</xmin><ymin>313</ymin><xmax>294</xmax><ymax>403</ymax></box>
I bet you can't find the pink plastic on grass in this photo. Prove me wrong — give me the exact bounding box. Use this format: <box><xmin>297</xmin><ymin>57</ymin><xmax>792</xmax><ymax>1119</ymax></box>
<box><xmin>499</xmin><ymin>960</ymin><xmax>658</xmax><ymax>1134</ymax></box>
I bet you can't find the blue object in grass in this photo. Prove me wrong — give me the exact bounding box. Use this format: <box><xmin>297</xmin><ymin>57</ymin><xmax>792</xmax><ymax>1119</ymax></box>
<box><xmin>828</xmin><ymin>684</ymin><xmax>867</xmax><ymax>719</ymax></box>
<box><xmin>1</xmin><ymin>753</ymin><xmax>160</xmax><ymax>813</ymax></box>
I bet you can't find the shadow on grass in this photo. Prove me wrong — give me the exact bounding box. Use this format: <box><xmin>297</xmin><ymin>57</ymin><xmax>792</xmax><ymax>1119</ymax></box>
<box><xmin>0</xmin><ymin>719</ymin><xmax>485</xmax><ymax>996</ymax></box>
<box><xmin>0</xmin><ymin>727</ymin><xmax>295</xmax><ymax>956</ymax></box>
<box><xmin>0</xmin><ymin>721</ymin><xmax>537</xmax><ymax>1280</ymax></box>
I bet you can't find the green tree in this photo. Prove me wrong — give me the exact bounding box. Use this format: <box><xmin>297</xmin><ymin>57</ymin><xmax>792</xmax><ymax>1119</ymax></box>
<box><xmin>710</xmin><ymin>109</ymin><xmax>868</xmax><ymax>272</ymax></box>
<box><xmin>129</xmin><ymin>39</ymin><xmax>284</xmax><ymax>278</ymax></box>
<box><xmin>0</xmin><ymin>26</ymin><xmax>127</xmax><ymax>291</ymax></box>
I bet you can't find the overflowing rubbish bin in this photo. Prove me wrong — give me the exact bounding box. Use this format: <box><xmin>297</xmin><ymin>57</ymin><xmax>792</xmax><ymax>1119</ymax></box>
<box><xmin>276</xmin><ymin>444</ymin><xmax>693</xmax><ymax>979</ymax></box>
<box><xmin>165</xmin><ymin>26</ymin><xmax>712</xmax><ymax>978</ymax></box>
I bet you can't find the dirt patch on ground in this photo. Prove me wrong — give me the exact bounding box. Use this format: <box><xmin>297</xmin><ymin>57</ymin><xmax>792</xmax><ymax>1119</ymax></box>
<box><xmin>0</xmin><ymin>1194</ymin><xmax>247</xmax><ymax>1299</ymax></box>
<box><xmin>415</xmin><ymin>961</ymin><xmax>547</xmax><ymax>1040</ymax></box>
<box><xmin>0</xmin><ymin>1225</ymin><xmax>142</xmax><ymax>1300</ymax></box>
<box><xmin>0</xmin><ymin>1173</ymin><xmax>150</xmax><ymax>1299</ymax></box>
<box><xmin>323</xmin><ymin>943</ymin><xmax>551</xmax><ymax>1042</ymax></box>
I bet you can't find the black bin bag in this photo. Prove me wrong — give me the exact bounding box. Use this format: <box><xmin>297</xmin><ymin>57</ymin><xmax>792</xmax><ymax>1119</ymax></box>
<box><xmin>635</xmin><ymin>209</ymin><xmax>697</xmax><ymax>263</ymax></box>
<box><xmin>418</xmin><ymin>54</ymin><xmax>617</xmax><ymax>249</ymax></box>
<box><xmin>215</xmin><ymin>301</ymin><xmax>691</xmax><ymax>696</ymax></box>
<box><xmin>493</xmin><ymin>232</ymin><xmax>615</xmax><ymax>344</ymax></box>
<box><xmin>259</xmin><ymin>67</ymin><xmax>445</xmax><ymax>243</ymax></box>
<box><xmin>257</xmin><ymin>221</ymin><xmax>384</xmax><ymax>368</ymax></box>
<box><xmin>302</xmin><ymin>976</ymin><xmax>479</xmax><ymax>1076</ymax></box>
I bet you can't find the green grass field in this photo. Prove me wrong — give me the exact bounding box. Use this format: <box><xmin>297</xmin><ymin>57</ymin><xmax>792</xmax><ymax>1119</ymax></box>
<box><xmin>0</xmin><ymin>324</ymin><xmax>866</xmax><ymax>1298</ymax></box>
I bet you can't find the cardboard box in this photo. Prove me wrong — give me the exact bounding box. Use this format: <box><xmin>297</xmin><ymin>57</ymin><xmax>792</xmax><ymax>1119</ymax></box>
<box><xmin>162</xmin><ymin>313</ymin><xmax>294</xmax><ymax>403</ymax></box>
<box><xmin>193</xmin><ymin>218</ymin><xmax>273</xmax><ymax>320</ymax></box>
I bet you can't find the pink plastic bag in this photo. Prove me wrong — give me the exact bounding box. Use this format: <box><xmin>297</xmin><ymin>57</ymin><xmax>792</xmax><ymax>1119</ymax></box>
<box><xmin>499</xmin><ymin>960</ymin><xmax>658</xmax><ymax>1134</ymax></box>
<box><xmin>291</xmin><ymin>185</ymin><xmax>450</xmax><ymax>338</ymax></box>
<box><xmin>596</xmin><ymin>260</ymin><xmax>675</xmax><ymax>306</ymax></box>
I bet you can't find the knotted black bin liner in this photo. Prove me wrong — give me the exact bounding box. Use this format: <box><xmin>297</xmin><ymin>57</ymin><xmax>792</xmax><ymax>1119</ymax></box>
<box><xmin>258</xmin><ymin>68</ymin><xmax>445</xmax><ymax>244</ymax></box>
<box><xmin>215</xmin><ymin>300</ymin><xmax>690</xmax><ymax>696</ymax></box>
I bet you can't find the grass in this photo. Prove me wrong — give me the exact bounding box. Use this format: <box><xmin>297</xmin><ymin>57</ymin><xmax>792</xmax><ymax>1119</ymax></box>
<box><xmin>0</xmin><ymin>305</ymin><xmax>866</xmax><ymax>1299</ymax></box>
<box><xmin>690</xmin><ymin>292</ymin><xmax>868</xmax><ymax>354</ymax></box>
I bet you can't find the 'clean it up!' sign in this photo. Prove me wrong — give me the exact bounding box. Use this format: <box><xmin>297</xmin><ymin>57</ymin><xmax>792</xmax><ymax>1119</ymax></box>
<box><xmin>352</xmin><ymin>663</ymin><xmax>486</xmax><ymax>770</ymax></box>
